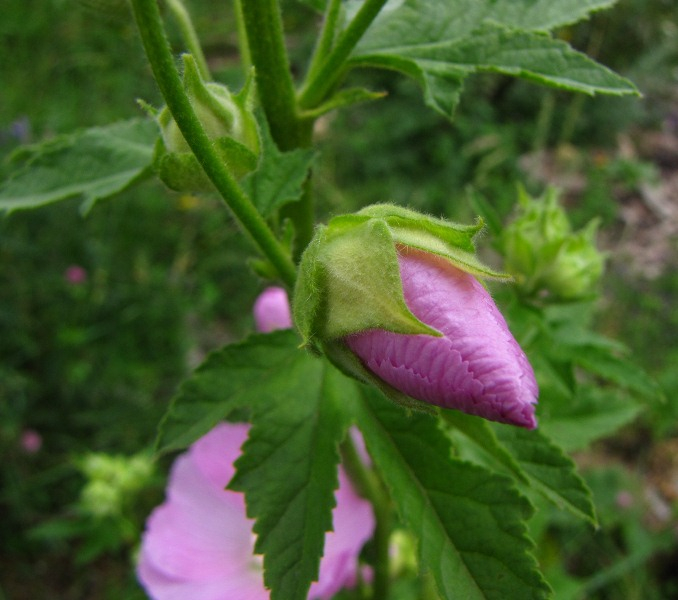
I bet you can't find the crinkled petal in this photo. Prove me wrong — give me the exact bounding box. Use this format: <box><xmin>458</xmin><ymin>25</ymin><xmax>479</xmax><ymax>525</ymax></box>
<box><xmin>346</xmin><ymin>249</ymin><xmax>538</xmax><ymax>428</ymax></box>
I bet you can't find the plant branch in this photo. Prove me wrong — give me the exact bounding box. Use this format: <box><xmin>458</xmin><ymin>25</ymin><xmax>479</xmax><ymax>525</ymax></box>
<box><xmin>239</xmin><ymin>0</ymin><xmax>306</xmax><ymax>151</ymax></box>
<box><xmin>298</xmin><ymin>0</ymin><xmax>388</xmax><ymax>109</ymax></box>
<box><xmin>341</xmin><ymin>433</ymin><xmax>392</xmax><ymax>600</ymax></box>
<box><xmin>305</xmin><ymin>0</ymin><xmax>343</xmax><ymax>83</ymax></box>
<box><xmin>165</xmin><ymin>0</ymin><xmax>211</xmax><ymax>80</ymax></box>
<box><xmin>130</xmin><ymin>0</ymin><xmax>297</xmax><ymax>289</ymax></box>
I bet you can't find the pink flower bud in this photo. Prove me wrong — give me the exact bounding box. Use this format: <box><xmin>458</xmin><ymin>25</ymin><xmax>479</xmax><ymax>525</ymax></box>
<box><xmin>20</xmin><ymin>429</ymin><xmax>43</xmax><ymax>454</ymax></box>
<box><xmin>64</xmin><ymin>265</ymin><xmax>87</xmax><ymax>285</ymax></box>
<box><xmin>253</xmin><ymin>287</ymin><xmax>292</xmax><ymax>333</ymax></box>
<box><xmin>346</xmin><ymin>248</ymin><xmax>538</xmax><ymax>428</ymax></box>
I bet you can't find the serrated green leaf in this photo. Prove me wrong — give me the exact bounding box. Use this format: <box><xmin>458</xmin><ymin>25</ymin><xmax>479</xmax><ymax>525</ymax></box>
<box><xmin>351</xmin><ymin>1</ymin><xmax>638</xmax><ymax>118</ymax></box>
<box><xmin>0</xmin><ymin>119</ymin><xmax>157</xmax><ymax>214</ymax></box>
<box><xmin>492</xmin><ymin>426</ymin><xmax>597</xmax><ymax>526</ymax></box>
<box><xmin>442</xmin><ymin>411</ymin><xmax>529</xmax><ymax>484</ymax></box>
<box><xmin>229</xmin><ymin>352</ymin><xmax>354</xmax><ymax>600</ymax></box>
<box><xmin>158</xmin><ymin>329</ymin><xmax>356</xmax><ymax>599</ymax></box>
<box><xmin>242</xmin><ymin>120</ymin><xmax>315</xmax><ymax>217</ymax></box>
<box><xmin>157</xmin><ymin>330</ymin><xmax>303</xmax><ymax>454</ymax></box>
<box><xmin>354</xmin><ymin>388</ymin><xmax>551</xmax><ymax>600</ymax></box>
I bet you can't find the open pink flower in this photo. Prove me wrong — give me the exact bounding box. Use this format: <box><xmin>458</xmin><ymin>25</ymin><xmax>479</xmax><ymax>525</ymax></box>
<box><xmin>345</xmin><ymin>248</ymin><xmax>538</xmax><ymax>428</ymax></box>
<box><xmin>137</xmin><ymin>423</ymin><xmax>374</xmax><ymax>600</ymax></box>
<box><xmin>253</xmin><ymin>287</ymin><xmax>292</xmax><ymax>333</ymax></box>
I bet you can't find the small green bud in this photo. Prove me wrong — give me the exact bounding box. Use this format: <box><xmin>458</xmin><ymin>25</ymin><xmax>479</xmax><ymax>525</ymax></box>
<box><xmin>154</xmin><ymin>54</ymin><xmax>260</xmax><ymax>191</ymax></box>
<box><xmin>502</xmin><ymin>187</ymin><xmax>605</xmax><ymax>301</ymax></box>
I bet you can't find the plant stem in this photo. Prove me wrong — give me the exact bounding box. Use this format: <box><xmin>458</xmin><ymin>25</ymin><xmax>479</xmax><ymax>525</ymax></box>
<box><xmin>305</xmin><ymin>0</ymin><xmax>343</xmax><ymax>83</ymax></box>
<box><xmin>239</xmin><ymin>0</ymin><xmax>305</xmax><ymax>151</ymax></box>
<box><xmin>298</xmin><ymin>0</ymin><xmax>388</xmax><ymax>109</ymax></box>
<box><xmin>130</xmin><ymin>0</ymin><xmax>297</xmax><ymax>289</ymax></box>
<box><xmin>341</xmin><ymin>434</ymin><xmax>392</xmax><ymax>600</ymax></box>
<box><xmin>233</xmin><ymin>0</ymin><xmax>252</xmax><ymax>72</ymax></box>
<box><xmin>165</xmin><ymin>0</ymin><xmax>211</xmax><ymax>80</ymax></box>
<box><xmin>239</xmin><ymin>0</ymin><xmax>316</xmax><ymax>259</ymax></box>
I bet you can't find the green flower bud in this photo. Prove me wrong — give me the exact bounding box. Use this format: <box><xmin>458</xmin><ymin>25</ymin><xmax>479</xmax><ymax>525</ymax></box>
<box><xmin>154</xmin><ymin>54</ymin><xmax>260</xmax><ymax>191</ymax></box>
<box><xmin>502</xmin><ymin>187</ymin><xmax>605</xmax><ymax>301</ymax></box>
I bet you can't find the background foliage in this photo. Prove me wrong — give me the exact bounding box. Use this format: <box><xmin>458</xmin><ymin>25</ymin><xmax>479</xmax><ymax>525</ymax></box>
<box><xmin>1</xmin><ymin>0</ymin><xmax>678</xmax><ymax>598</ymax></box>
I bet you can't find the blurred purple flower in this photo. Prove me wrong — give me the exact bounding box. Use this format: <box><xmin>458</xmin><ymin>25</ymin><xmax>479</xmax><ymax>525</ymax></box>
<box><xmin>137</xmin><ymin>423</ymin><xmax>374</xmax><ymax>600</ymax></box>
<box><xmin>346</xmin><ymin>248</ymin><xmax>538</xmax><ymax>428</ymax></box>
<box><xmin>64</xmin><ymin>265</ymin><xmax>87</xmax><ymax>285</ymax></box>
<box><xmin>253</xmin><ymin>287</ymin><xmax>292</xmax><ymax>333</ymax></box>
<box><xmin>20</xmin><ymin>429</ymin><xmax>42</xmax><ymax>454</ymax></box>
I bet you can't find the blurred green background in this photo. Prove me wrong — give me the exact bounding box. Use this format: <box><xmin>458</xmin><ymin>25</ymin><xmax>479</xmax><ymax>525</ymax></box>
<box><xmin>1</xmin><ymin>0</ymin><xmax>678</xmax><ymax>598</ymax></box>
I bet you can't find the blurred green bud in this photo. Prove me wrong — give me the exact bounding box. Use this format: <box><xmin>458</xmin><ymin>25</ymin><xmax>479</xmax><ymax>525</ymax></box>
<box><xmin>154</xmin><ymin>54</ymin><xmax>260</xmax><ymax>191</ymax></box>
<box><xmin>502</xmin><ymin>187</ymin><xmax>605</xmax><ymax>301</ymax></box>
<box><xmin>77</xmin><ymin>452</ymin><xmax>154</xmax><ymax>517</ymax></box>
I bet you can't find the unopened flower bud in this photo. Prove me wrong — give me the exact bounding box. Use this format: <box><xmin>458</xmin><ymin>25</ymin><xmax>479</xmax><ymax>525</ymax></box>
<box><xmin>502</xmin><ymin>187</ymin><xmax>605</xmax><ymax>301</ymax></box>
<box><xmin>294</xmin><ymin>204</ymin><xmax>538</xmax><ymax>428</ymax></box>
<box><xmin>253</xmin><ymin>287</ymin><xmax>292</xmax><ymax>333</ymax></box>
<box><xmin>155</xmin><ymin>54</ymin><xmax>260</xmax><ymax>191</ymax></box>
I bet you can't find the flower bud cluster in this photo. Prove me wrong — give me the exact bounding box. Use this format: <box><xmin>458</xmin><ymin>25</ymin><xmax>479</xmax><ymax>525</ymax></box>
<box><xmin>501</xmin><ymin>187</ymin><xmax>605</xmax><ymax>301</ymax></box>
<box><xmin>154</xmin><ymin>54</ymin><xmax>260</xmax><ymax>192</ymax></box>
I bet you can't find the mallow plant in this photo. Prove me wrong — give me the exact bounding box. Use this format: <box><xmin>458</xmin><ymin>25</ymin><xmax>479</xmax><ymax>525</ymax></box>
<box><xmin>0</xmin><ymin>1</ymin><xmax>660</xmax><ymax>598</ymax></box>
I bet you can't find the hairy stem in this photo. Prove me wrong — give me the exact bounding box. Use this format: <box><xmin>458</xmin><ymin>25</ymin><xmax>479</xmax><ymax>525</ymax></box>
<box><xmin>239</xmin><ymin>0</ymin><xmax>305</xmax><ymax>151</ymax></box>
<box><xmin>131</xmin><ymin>0</ymin><xmax>296</xmax><ymax>288</ymax></box>
<box><xmin>298</xmin><ymin>0</ymin><xmax>388</xmax><ymax>109</ymax></box>
<box><xmin>165</xmin><ymin>0</ymin><xmax>211</xmax><ymax>80</ymax></box>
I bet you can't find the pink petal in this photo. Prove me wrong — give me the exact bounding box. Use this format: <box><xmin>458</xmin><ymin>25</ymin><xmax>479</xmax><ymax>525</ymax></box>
<box><xmin>253</xmin><ymin>287</ymin><xmax>292</xmax><ymax>333</ymax></box>
<box><xmin>346</xmin><ymin>248</ymin><xmax>538</xmax><ymax>428</ymax></box>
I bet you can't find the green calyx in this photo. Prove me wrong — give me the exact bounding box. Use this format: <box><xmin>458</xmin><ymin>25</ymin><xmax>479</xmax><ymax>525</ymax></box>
<box><xmin>502</xmin><ymin>187</ymin><xmax>606</xmax><ymax>301</ymax></box>
<box><xmin>293</xmin><ymin>203</ymin><xmax>508</xmax><ymax>353</ymax></box>
<box><xmin>154</xmin><ymin>54</ymin><xmax>260</xmax><ymax>191</ymax></box>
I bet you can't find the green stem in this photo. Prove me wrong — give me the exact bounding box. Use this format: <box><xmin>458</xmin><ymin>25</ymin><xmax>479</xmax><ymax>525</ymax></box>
<box><xmin>239</xmin><ymin>0</ymin><xmax>316</xmax><ymax>258</ymax></box>
<box><xmin>341</xmin><ymin>435</ymin><xmax>392</xmax><ymax>600</ymax></box>
<box><xmin>305</xmin><ymin>0</ymin><xmax>343</xmax><ymax>83</ymax></box>
<box><xmin>131</xmin><ymin>0</ymin><xmax>296</xmax><ymax>289</ymax></box>
<box><xmin>233</xmin><ymin>0</ymin><xmax>252</xmax><ymax>72</ymax></box>
<box><xmin>298</xmin><ymin>0</ymin><xmax>388</xmax><ymax>109</ymax></box>
<box><xmin>165</xmin><ymin>0</ymin><xmax>211</xmax><ymax>80</ymax></box>
<box><xmin>239</xmin><ymin>0</ymin><xmax>304</xmax><ymax>151</ymax></box>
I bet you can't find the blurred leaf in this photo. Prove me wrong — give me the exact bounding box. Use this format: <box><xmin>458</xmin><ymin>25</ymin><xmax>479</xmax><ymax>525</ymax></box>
<box><xmin>242</xmin><ymin>120</ymin><xmax>316</xmax><ymax>217</ymax></box>
<box><xmin>302</xmin><ymin>87</ymin><xmax>387</xmax><ymax>119</ymax></box>
<box><xmin>0</xmin><ymin>119</ymin><xmax>157</xmax><ymax>214</ymax></box>
<box><xmin>229</xmin><ymin>349</ymin><xmax>354</xmax><ymax>600</ymax></box>
<box><xmin>354</xmin><ymin>388</ymin><xmax>551</xmax><ymax>600</ymax></box>
<box><xmin>539</xmin><ymin>387</ymin><xmax>643</xmax><ymax>452</ymax></box>
<box><xmin>351</xmin><ymin>0</ymin><xmax>638</xmax><ymax>118</ymax></box>
<box><xmin>493</xmin><ymin>426</ymin><xmax>597</xmax><ymax>526</ymax></box>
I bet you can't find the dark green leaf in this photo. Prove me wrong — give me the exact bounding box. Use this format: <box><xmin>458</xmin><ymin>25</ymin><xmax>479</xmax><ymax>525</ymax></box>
<box><xmin>493</xmin><ymin>426</ymin><xmax>597</xmax><ymax>525</ymax></box>
<box><xmin>351</xmin><ymin>0</ymin><xmax>638</xmax><ymax>118</ymax></box>
<box><xmin>354</xmin><ymin>388</ymin><xmax>550</xmax><ymax>600</ymax></box>
<box><xmin>230</xmin><ymin>354</ymin><xmax>354</xmax><ymax>600</ymax></box>
<box><xmin>157</xmin><ymin>330</ymin><xmax>303</xmax><ymax>454</ymax></box>
<box><xmin>0</xmin><ymin>119</ymin><xmax>157</xmax><ymax>214</ymax></box>
<box><xmin>242</xmin><ymin>121</ymin><xmax>315</xmax><ymax>217</ymax></box>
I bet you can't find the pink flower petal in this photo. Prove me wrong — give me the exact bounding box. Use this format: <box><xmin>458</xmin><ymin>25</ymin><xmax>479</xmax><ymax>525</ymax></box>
<box><xmin>346</xmin><ymin>248</ymin><xmax>538</xmax><ymax>428</ymax></box>
<box><xmin>137</xmin><ymin>423</ymin><xmax>375</xmax><ymax>600</ymax></box>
